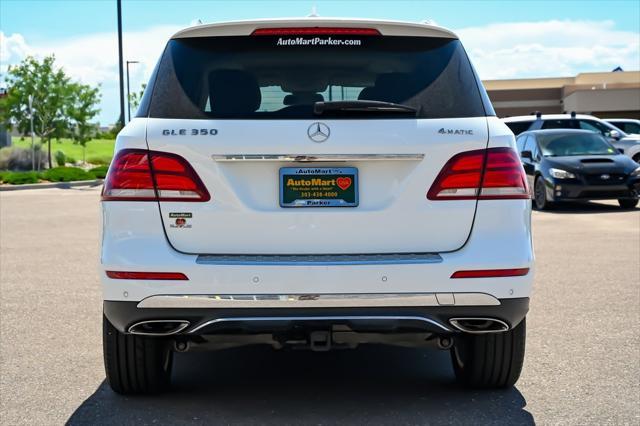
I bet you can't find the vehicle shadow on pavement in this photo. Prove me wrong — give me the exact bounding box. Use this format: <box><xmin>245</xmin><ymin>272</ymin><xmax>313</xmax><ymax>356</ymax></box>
<box><xmin>536</xmin><ymin>201</ymin><xmax>638</xmax><ymax>214</ymax></box>
<box><xmin>67</xmin><ymin>345</ymin><xmax>534</xmax><ymax>425</ymax></box>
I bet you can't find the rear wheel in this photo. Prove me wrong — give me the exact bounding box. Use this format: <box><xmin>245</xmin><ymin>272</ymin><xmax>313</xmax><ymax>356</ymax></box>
<box><xmin>103</xmin><ymin>315</ymin><xmax>173</xmax><ymax>394</ymax></box>
<box><xmin>534</xmin><ymin>177</ymin><xmax>551</xmax><ymax>210</ymax></box>
<box><xmin>618</xmin><ymin>198</ymin><xmax>639</xmax><ymax>209</ymax></box>
<box><xmin>450</xmin><ymin>318</ymin><xmax>526</xmax><ymax>389</ymax></box>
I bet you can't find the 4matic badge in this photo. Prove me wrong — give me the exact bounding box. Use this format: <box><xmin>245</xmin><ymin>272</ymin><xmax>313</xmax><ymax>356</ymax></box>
<box><xmin>169</xmin><ymin>212</ymin><xmax>192</xmax><ymax>228</ymax></box>
<box><xmin>438</xmin><ymin>128</ymin><xmax>473</xmax><ymax>135</ymax></box>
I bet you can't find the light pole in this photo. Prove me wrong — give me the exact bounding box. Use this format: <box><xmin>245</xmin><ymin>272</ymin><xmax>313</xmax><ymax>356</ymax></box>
<box><xmin>126</xmin><ymin>60</ymin><xmax>139</xmax><ymax>122</ymax></box>
<box><xmin>117</xmin><ymin>0</ymin><xmax>125</xmax><ymax>129</ymax></box>
<box><xmin>28</xmin><ymin>95</ymin><xmax>35</xmax><ymax>170</ymax></box>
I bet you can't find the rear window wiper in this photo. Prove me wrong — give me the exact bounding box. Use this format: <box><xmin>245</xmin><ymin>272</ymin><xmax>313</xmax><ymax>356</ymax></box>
<box><xmin>313</xmin><ymin>100</ymin><xmax>417</xmax><ymax>116</ymax></box>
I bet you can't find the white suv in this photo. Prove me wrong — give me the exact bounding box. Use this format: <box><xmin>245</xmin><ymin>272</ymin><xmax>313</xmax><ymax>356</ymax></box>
<box><xmin>101</xmin><ymin>18</ymin><xmax>533</xmax><ymax>394</ymax></box>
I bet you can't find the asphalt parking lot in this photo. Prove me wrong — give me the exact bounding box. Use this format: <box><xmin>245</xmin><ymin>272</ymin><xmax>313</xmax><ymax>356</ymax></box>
<box><xmin>0</xmin><ymin>187</ymin><xmax>638</xmax><ymax>425</ymax></box>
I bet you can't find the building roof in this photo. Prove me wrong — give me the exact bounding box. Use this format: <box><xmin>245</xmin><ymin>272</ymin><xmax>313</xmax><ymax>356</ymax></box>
<box><xmin>484</xmin><ymin>71</ymin><xmax>640</xmax><ymax>91</ymax></box>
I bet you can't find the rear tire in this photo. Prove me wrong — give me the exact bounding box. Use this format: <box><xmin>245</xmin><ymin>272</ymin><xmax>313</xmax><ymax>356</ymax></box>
<box><xmin>103</xmin><ymin>315</ymin><xmax>173</xmax><ymax>394</ymax></box>
<box><xmin>534</xmin><ymin>177</ymin><xmax>551</xmax><ymax>210</ymax></box>
<box><xmin>450</xmin><ymin>318</ymin><xmax>526</xmax><ymax>389</ymax></box>
<box><xmin>618</xmin><ymin>199</ymin><xmax>639</xmax><ymax>209</ymax></box>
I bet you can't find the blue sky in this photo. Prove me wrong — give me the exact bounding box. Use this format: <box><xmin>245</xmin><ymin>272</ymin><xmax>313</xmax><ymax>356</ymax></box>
<box><xmin>2</xmin><ymin>0</ymin><xmax>639</xmax><ymax>125</ymax></box>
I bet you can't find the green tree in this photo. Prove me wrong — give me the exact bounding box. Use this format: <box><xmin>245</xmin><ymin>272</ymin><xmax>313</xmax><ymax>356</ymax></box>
<box><xmin>1</xmin><ymin>56</ymin><xmax>101</xmax><ymax>169</ymax></box>
<box><xmin>67</xmin><ymin>82</ymin><xmax>101</xmax><ymax>164</ymax></box>
<box><xmin>1</xmin><ymin>56</ymin><xmax>70</xmax><ymax>168</ymax></box>
<box><xmin>128</xmin><ymin>83</ymin><xmax>147</xmax><ymax>113</ymax></box>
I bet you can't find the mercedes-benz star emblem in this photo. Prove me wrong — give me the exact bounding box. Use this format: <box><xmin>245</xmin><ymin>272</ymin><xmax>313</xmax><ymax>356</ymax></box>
<box><xmin>307</xmin><ymin>122</ymin><xmax>330</xmax><ymax>143</ymax></box>
<box><xmin>600</xmin><ymin>174</ymin><xmax>610</xmax><ymax>180</ymax></box>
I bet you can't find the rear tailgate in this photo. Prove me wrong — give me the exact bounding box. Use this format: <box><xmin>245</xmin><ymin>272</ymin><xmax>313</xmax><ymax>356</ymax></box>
<box><xmin>147</xmin><ymin>117</ymin><xmax>487</xmax><ymax>254</ymax></box>
<box><xmin>142</xmin><ymin>23</ymin><xmax>492</xmax><ymax>254</ymax></box>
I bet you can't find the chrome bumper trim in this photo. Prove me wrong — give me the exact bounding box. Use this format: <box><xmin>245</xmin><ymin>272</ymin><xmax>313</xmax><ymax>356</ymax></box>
<box><xmin>196</xmin><ymin>252</ymin><xmax>442</xmax><ymax>266</ymax></box>
<box><xmin>211</xmin><ymin>154</ymin><xmax>424</xmax><ymax>162</ymax></box>
<box><xmin>188</xmin><ymin>316</ymin><xmax>451</xmax><ymax>334</ymax></box>
<box><xmin>136</xmin><ymin>293</ymin><xmax>500</xmax><ymax>309</ymax></box>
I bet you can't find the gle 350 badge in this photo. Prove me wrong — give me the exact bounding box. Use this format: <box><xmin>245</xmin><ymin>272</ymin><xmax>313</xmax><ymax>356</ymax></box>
<box><xmin>162</xmin><ymin>128</ymin><xmax>218</xmax><ymax>136</ymax></box>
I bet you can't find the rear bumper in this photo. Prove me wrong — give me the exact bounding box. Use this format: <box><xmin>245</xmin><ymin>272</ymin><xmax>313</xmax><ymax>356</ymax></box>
<box><xmin>101</xmin><ymin>199</ymin><xmax>534</xmax><ymax>301</ymax></box>
<box><xmin>104</xmin><ymin>297</ymin><xmax>529</xmax><ymax>336</ymax></box>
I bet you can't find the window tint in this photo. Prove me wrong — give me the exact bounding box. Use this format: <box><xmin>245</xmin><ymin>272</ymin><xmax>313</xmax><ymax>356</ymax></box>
<box><xmin>616</xmin><ymin>122</ymin><xmax>640</xmax><ymax>134</ymax></box>
<box><xmin>578</xmin><ymin>120</ymin><xmax>610</xmax><ymax>135</ymax></box>
<box><xmin>529</xmin><ymin>137</ymin><xmax>540</xmax><ymax>160</ymax></box>
<box><xmin>148</xmin><ymin>36</ymin><xmax>488</xmax><ymax>119</ymax></box>
<box><xmin>538</xmin><ymin>133</ymin><xmax>617</xmax><ymax>156</ymax></box>
<box><xmin>505</xmin><ymin>121</ymin><xmax>533</xmax><ymax>135</ymax></box>
<box><xmin>541</xmin><ymin>119</ymin><xmax>579</xmax><ymax>130</ymax></box>
<box><xmin>609</xmin><ymin>121</ymin><xmax>640</xmax><ymax>134</ymax></box>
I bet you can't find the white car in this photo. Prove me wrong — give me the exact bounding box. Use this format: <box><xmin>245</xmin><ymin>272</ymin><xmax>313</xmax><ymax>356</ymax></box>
<box><xmin>503</xmin><ymin>113</ymin><xmax>640</xmax><ymax>163</ymax></box>
<box><xmin>604</xmin><ymin>119</ymin><xmax>640</xmax><ymax>137</ymax></box>
<box><xmin>101</xmin><ymin>18</ymin><xmax>533</xmax><ymax>394</ymax></box>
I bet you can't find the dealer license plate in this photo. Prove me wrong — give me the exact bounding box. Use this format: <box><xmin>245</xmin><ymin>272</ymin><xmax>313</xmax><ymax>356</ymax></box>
<box><xmin>279</xmin><ymin>167</ymin><xmax>358</xmax><ymax>207</ymax></box>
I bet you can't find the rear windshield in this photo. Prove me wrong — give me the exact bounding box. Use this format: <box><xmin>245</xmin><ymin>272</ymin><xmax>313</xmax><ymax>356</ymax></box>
<box><xmin>538</xmin><ymin>133</ymin><xmax>617</xmax><ymax>157</ymax></box>
<box><xmin>145</xmin><ymin>35</ymin><xmax>490</xmax><ymax>119</ymax></box>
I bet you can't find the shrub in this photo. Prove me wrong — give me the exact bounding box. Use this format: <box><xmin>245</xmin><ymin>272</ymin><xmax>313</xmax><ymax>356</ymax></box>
<box><xmin>55</xmin><ymin>150</ymin><xmax>66</xmax><ymax>167</ymax></box>
<box><xmin>0</xmin><ymin>171</ymin><xmax>40</xmax><ymax>185</ymax></box>
<box><xmin>88</xmin><ymin>165</ymin><xmax>108</xmax><ymax>179</ymax></box>
<box><xmin>0</xmin><ymin>146</ymin><xmax>47</xmax><ymax>171</ymax></box>
<box><xmin>86</xmin><ymin>155</ymin><xmax>112</xmax><ymax>166</ymax></box>
<box><xmin>40</xmin><ymin>167</ymin><xmax>93</xmax><ymax>182</ymax></box>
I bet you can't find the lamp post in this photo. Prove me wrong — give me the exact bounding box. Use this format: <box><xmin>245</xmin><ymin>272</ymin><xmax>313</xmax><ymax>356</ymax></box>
<box><xmin>28</xmin><ymin>95</ymin><xmax>35</xmax><ymax>170</ymax></box>
<box><xmin>117</xmin><ymin>0</ymin><xmax>125</xmax><ymax>129</ymax></box>
<box><xmin>126</xmin><ymin>60</ymin><xmax>139</xmax><ymax>122</ymax></box>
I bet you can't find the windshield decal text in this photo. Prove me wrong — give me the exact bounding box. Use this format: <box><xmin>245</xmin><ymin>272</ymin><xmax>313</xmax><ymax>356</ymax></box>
<box><xmin>276</xmin><ymin>37</ymin><xmax>362</xmax><ymax>46</ymax></box>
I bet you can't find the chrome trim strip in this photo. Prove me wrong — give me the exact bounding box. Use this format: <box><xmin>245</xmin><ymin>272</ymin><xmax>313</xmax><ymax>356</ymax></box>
<box><xmin>196</xmin><ymin>252</ymin><xmax>442</xmax><ymax>266</ymax></box>
<box><xmin>449</xmin><ymin>317</ymin><xmax>510</xmax><ymax>334</ymax></box>
<box><xmin>127</xmin><ymin>320</ymin><xmax>190</xmax><ymax>336</ymax></box>
<box><xmin>136</xmin><ymin>293</ymin><xmax>500</xmax><ymax>309</ymax></box>
<box><xmin>189</xmin><ymin>316</ymin><xmax>451</xmax><ymax>334</ymax></box>
<box><xmin>211</xmin><ymin>154</ymin><xmax>425</xmax><ymax>162</ymax></box>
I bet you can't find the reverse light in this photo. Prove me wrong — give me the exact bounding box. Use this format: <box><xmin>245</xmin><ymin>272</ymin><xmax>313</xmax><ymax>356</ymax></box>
<box><xmin>451</xmin><ymin>268</ymin><xmax>530</xmax><ymax>279</ymax></box>
<box><xmin>427</xmin><ymin>148</ymin><xmax>529</xmax><ymax>200</ymax></box>
<box><xmin>251</xmin><ymin>27</ymin><xmax>381</xmax><ymax>36</ymax></box>
<box><xmin>106</xmin><ymin>271</ymin><xmax>189</xmax><ymax>280</ymax></box>
<box><xmin>549</xmin><ymin>168</ymin><xmax>576</xmax><ymax>179</ymax></box>
<box><xmin>102</xmin><ymin>149</ymin><xmax>210</xmax><ymax>202</ymax></box>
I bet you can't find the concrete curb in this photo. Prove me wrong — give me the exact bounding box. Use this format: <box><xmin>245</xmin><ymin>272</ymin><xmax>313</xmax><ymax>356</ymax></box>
<box><xmin>0</xmin><ymin>179</ymin><xmax>103</xmax><ymax>191</ymax></box>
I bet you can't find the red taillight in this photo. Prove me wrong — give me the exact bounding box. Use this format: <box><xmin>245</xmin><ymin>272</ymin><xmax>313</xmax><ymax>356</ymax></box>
<box><xmin>102</xmin><ymin>149</ymin><xmax>210</xmax><ymax>202</ymax></box>
<box><xmin>106</xmin><ymin>271</ymin><xmax>189</xmax><ymax>280</ymax></box>
<box><xmin>427</xmin><ymin>147</ymin><xmax>529</xmax><ymax>200</ymax></box>
<box><xmin>451</xmin><ymin>268</ymin><xmax>530</xmax><ymax>279</ymax></box>
<box><xmin>251</xmin><ymin>27</ymin><xmax>381</xmax><ymax>36</ymax></box>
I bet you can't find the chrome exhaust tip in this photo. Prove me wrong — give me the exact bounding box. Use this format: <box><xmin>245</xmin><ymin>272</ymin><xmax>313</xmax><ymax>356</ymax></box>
<box><xmin>128</xmin><ymin>320</ymin><xmax>190</xmax><ymax>336</ymax></box>
<box><xmin>449</xmin><ymin>317</ymin><xmax>509</xmax><ymax>334</ymax></box>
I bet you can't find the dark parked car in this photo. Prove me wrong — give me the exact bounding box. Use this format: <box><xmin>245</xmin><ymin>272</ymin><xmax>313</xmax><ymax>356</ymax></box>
<box><xmin>515</xmin><ymin>129</ymin><xmax>640</xmax><ymax>210</ymax></box>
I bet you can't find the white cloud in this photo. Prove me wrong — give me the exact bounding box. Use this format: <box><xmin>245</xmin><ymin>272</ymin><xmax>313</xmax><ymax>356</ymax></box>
<box><xmin>1</xmin><ymin>20</ymin><xmax>639</xmax><ymax>124</ymax></box>
<box><xmin>1</xmin><ymin>32</ymin><xmax>34</xmax><ymax>74</ymax></box>
<box><xmin>456</xmin><ymin>20</ymin><xmax>640</xmax><ymax>79</ymax></box>
<box><xmin>1</xmin><ymin>25</ymin><xmax>181</xmax><ymax>124</ymax></box>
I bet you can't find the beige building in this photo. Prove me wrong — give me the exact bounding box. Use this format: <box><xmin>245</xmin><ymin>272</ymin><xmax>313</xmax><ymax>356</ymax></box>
<box><xmin>483</xmin><ymin>71</ymin><xmax>640</xmax><ymax>119</ymax></box>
